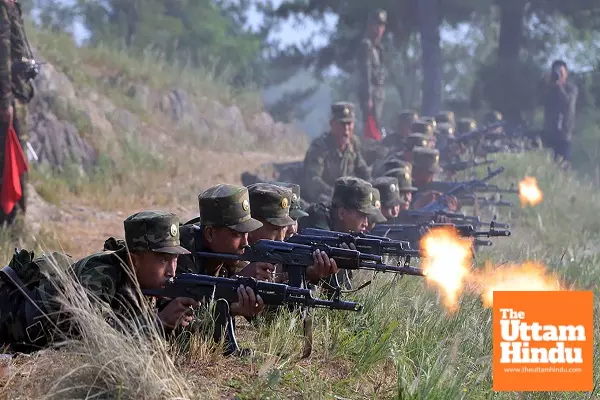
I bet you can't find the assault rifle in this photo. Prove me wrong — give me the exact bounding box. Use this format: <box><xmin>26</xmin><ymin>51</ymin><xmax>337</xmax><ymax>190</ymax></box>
<box><xmin>195</xmin><ymin>239</ymin><xmax>424</xmax><ymax>277</ymax></box>
<box><xmin>441</xmin><ymin>158</ymin><xmax>496</xmax><ymax>173</ymax></box>
<box><xmin>143</xmin><ymin>274</ymin><xmax>362</xmax><ymax>312</ymax></box>
<box><xmin>298</xmin><ymin>228</ymin><xmax>420</xmax><ymax>258</ymax></box>
<box><xmin>458</xmin><ymin>194</ymin><xmax>513</xmax><ymax>208</ymax></box>
<box><xmin>372</xmin><ymin>222</ymin><xmax>511</xmax><ymax>240</ymax></box>
<box><xmin>144</xmin><ymin>274</ymin><xmax>362</xmax><ymax>357</ymax></box>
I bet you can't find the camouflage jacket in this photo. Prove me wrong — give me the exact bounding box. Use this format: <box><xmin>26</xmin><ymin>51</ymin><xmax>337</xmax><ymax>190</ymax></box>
<box><xmin>357</xmin><ymin>37</ymin><xmax>386</xmax><ymax>103</ymax></box>
<box><xmin>0</xmin><ymin>0</ymin><xmax>33</xmax><ymax>108</ymax></box>
<box><xmin>177</xmin><ymin>218</ymin><xmax>236</xmax><ymax>277</ymax></box>
<box><xmin>35</xmin><ymin>244</ymin><xmax>156</xmax><ymax>341</ymax></box>
<box><xmin>302</xmin><ymin>133</ymin><xmax>371</xmax><ymax>203</ymax></box>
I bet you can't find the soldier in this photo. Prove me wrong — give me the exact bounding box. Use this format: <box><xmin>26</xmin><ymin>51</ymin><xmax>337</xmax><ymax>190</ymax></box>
<box><xmin>367</xmin><ymin>187</ymin><xmax>388</xmax><ymax>231</ymax></box>
<box><xmin>435</xmin><ymin>111</ymin><xmax>455</xmax><ymax>128</ymax></box>
<box><xmin>178</xmin><ymin>184</ymin><xmax>273</xmax><ymax>285</ymax></box>
<box><xmin>358</xmin><ymin>8</ymin><xmax>387</xmax><ymax>131</ymax></box>
<box><xmin>372</xmin><ymin>176</ymin><xmax>402</xmax><ymax>219</ymax></box>
<box><xmin>456</xmin><ymin>118</ymin><xmax>477</xmax><ymax>135</ymax></box>
<box><xmin>380</xmin><ymin>110</ymin><xmax>418</xmax><ymax>150</ymax></box>
<box><xmin>0</xmin><ymin>0</ymin><xmax>37</xmax><ymax>222</ymax></box>
<box><xmin>382</xmin><ymin>168</ymin><xmax>418</xmax><ymax>211</ymax></box>
<box><xmin>410</xmin><ymin>148</ymin><xmax>460</xmax><ymax>213</ymax></box>
<box><xmin>302</xmin><ymin>102</ymin><xmax>370</xmax><ymax>203</ymax></box>
<box><xmin>329</xmin><ymin>177</ymin><xmax>379</xmax><ymax>233</ymax></box>
<box><xmin>268</xmin><ymin>182</ymin><xmax>309</xmax><ymax>239</ymax></box>
<box><xmin>404</xmin><ymin>133</ymin><xmax>430</xmax><ymax>159</ymax></box>
<box><xmin>1</xmin><ymin>211</ymin><xmax>199</xmax><ymax>351</ymax></box>
<box><xmin>246</xmin><ymin>182</ymin><xmax>338</xmax><ymax>285</ymax></box>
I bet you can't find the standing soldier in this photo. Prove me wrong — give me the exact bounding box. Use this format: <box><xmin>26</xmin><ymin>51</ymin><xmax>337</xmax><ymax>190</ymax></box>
<box><xmin>0</xmin><ymin>0</ymin><xmax>36</xmax><ymax>223</ymax></box>
<box><xmin>302</xmin><ymin>102</ymin><xmax>371</xmax><ymax>203</ymax></box>
<box><xmin>358</xmin><ymin>8</ymin><xmax>387</xmax><ymax>138</ymax></box>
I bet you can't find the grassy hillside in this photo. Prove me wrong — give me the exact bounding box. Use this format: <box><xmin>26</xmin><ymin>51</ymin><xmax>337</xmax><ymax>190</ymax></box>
<box><xmin>2</xmin><ymin>148</ymin><xmax>598</xmax><ymax>399</ymax></box>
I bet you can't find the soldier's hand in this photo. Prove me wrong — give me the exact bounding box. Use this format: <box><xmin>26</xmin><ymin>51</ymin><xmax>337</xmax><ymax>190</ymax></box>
<box><xmin>157</xmin><ymin>297</ymin><xmax>199</xmax><ymax>330</ymax></box>
<box><xmin>273</xmin><ymin>263</ymin><xmax>288</xmax><ymax>283</ymax></box>
<box><xmin>443</xmin><ymin>195</ymin><xmax>461</xmax><ymax>212</ymax></box>
<box><xmin>0</xmin><ymin>105</ymin><xmax>13</xmax><ymax>124</ymax></box>
<box><xmin>230</xmin><ymin>285</ymin><xmax>264</xmax><ymax>318</ymax></box>
<box><xmin>339</xmin><ymin>242</ymin><xmax>357</xmax><ymax>251</ymax></box>
<box><xmin>307</xmin><ymin>250</ymin><xmax>339</xmax><ymax>282</ymax></box>
<box><xmin>238</xmin><ymin>261</ymin><xmax>275</xmax><ymax>281</ymax></box>
<box><xmin>435</xmin><ymin>215</ymin><xmax>451</xmax><ymax>224</ymax></box>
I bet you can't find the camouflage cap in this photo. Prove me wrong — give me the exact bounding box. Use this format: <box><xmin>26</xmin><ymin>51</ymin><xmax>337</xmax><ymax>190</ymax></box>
<box><xmin>411</xmin><ymin>120</ymin><xmax>434</xmax><ymax>137</ymax></box>
<box><xmin>372</xmin><ymin>176</ymin><xmax>401</xmax><ymax>208</ymax></box>
<box><xmin>368</xmin><ymin>188</ymin><xmax>388</xmax><ymax>224</ymax></box>
<box><xmin>331</xmin><ymin>177</ymin><xmax>379</xmax><ymax>216</ymax></box>
<box><xmin>381</xmin><ymin>158</ymin><xmax>412</xmax><ymax>175</ymax></box>
<box><xmin>436</xmin><ymin>122</ymin><xmax>455</xmax><ymax>137</ymax></box>
<box><xmin>405</xmin><ymin>133</ymin><xmax>429</xmax><ymax>150</ymax></box>
<box><xmin>331</xmin><ymin>101</ymin><xmax>355</xmax><ymax>123</ymax></box>
<box><xmin>398</xmin><ymin>110</ymin><xmax>418</xmax><ymax>124</ymax></box>
<box><xmin>199</xmin><ymin>184</ymin><xmax>263</xmax><ymax>233</ymax></box>
<box><xmin>248</xmin><ymin>183</ymin><xmax>295</xmax><ymax>227</ymax></box>
<box><xmin>368</xmin><ymin>8</ymin><xmax>387</xmax><ymax>24</ymax></box>
<box><xmin>421</xmin><ymin>117</ymin><xmax>437</xmax><ymax>132</ymax></box>
<box><xmin>484</xmin><ymin>110</ymin><xmax>503</xmax><ymax>124</ymax></box>
<box><xmin>435</xmin><ymin>111</ymin><xmax>455</xmax><ymax>125</ymax></box>
<box><xmin>269</xmin><ymin>182</ymin><xmax>309</xmax><ymax>220</ymax></box>
<box><xmin>412</xmin><ymin>147</ymin><xmax>442</xmax><ymax>174</ymax></box>
<box><xmin>456</xmin><ymin>117</ymin><xmax>477</xmax><ymax>133</ymax></box>
<box><xmin>383</xmin><ymin>168</ymin><xmax>418</xmax><ymax>192</ymax></box>
<box><xmin>124</xmin><ymin>211</ymin><xmax>190</xmax><ymax>255</ymax></box>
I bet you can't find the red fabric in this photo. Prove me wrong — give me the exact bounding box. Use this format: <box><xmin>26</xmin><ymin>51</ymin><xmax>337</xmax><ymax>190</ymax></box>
<box><xmin>364</xmin><ymin>114</ymin><xmax>382</xmax><ymax>141</ymax></box>
<box><xmin>0</xmin><ymin>122</ymin><xmax>28</xmax><ymax>214</ymax></box>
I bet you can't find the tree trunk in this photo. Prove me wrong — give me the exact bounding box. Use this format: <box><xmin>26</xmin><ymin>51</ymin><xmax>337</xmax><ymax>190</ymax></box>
<box><xmin>497</xmin><ymin>0</ymin><xmax>526</xmax><ymax>62</ymax></box>
<box><xmin>418</xmin><ymin>0</ymin><xmax>442</xmax><ymax>116</ymax></box>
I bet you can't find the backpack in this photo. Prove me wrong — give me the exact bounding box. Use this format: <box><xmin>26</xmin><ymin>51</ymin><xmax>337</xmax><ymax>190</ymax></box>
<box><xmin>0</xmin><ymin>249</ymin><xmax>74</xmax><ymax>351</ymax></box>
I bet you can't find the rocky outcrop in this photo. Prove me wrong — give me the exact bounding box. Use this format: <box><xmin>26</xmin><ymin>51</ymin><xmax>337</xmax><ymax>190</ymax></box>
<box><xmin>25</xmin><ymin>46</ymin><xmax>306</xmax><ymax>173</ymax></box>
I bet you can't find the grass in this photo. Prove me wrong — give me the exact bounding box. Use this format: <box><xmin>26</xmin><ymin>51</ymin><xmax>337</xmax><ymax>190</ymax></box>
<box><xmin>1</xmin><ymin>149</ymin><xmax>599</xmax><ymax>399</ymax></box>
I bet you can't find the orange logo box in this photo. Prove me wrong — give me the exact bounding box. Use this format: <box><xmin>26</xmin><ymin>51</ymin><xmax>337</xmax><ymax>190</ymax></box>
<box><xmin>493</xmin><ymin>291</ymin><xmax>593</xmax><ymax>392</ymax></box>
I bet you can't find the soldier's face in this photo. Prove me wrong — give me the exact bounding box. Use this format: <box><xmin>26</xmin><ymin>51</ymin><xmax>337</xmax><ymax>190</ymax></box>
<box><xmin>131</xmin><ymin>251</ymin><xmax>178</xmax><ymax>290</ymax></box>
<box><xmin>206</xmin><ymin>226</ymin><xmax>248</xmax><ymax>255</ymax></box>
<box><xmin>400</xmin><ymin>191</ymin><xmax>412</xmax><ymax>210</ymax></box>
<box><xmin>413</xmin><ymin>170</ymin><xmax>434</xmax><ymax>186</ymax></box>
<box><xmin>337</xmin><ymin>208</ymin><xmax>369</xmax><ymax>233</ymax></box>
<box><xmin>370</xmin><ymin>23</ymin><xmax>386</xmax><ymax>40</ymax></box>
<box><xmin>285</xmin><ymin>220</ymin><xmax>298</xmax><ymax>239</ymax></box>
<box><xmin>248</xmin><ymin>219</ymin><xmax>288</xmax><ymax>243</ymax></box>
<box><xmin>331</xmin><ymin>120</ymin><xmax>354</xmax><ymax>148</ymax></box>
<box><xmin>382</xmin><ymin>205</ymin><xmax>400</xmax><ymax>218</ymax></box>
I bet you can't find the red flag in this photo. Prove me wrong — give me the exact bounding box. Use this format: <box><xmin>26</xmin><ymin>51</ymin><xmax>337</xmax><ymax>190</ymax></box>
<box><xmin>364</xmin><ymin>113</ymin><xmax>382</xmax><ymax>141</ymax></box>
<box><xmin>0</xmin><ymin>122</ymin><xmax>28</xmax><ymax>214</ymax></box>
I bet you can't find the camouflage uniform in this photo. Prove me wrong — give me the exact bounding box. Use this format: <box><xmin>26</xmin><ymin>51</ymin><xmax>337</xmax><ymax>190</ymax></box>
<box><xmin>380</xmin><ymin>110</ymin><xmax>418</xmax><ymax>151</ymax></box>
<box><xmin>0</xmin><ymin>211</ymin><xmax>189</xmax><ymax>351</ymax></box>
<box><xmin>178</xmin><ymin>184</ymin><xmax>262</xmax><ymax>277</ymax></box>
<box><xmin>357</xmin><ymin>9</ymin><xmax>387</xmax><ymax>128</ymax></box>
<box><xmin>302</xmin><ymin>102</ymin><xmax>370</xmax><ymax>203</ymax></box>
<box><xmin>0</xmin><ymin>0</ymin><xmax>34</xmax><ymax>217</ymax></box>
<box><xmin>410</xmin><ymin>147</ymin><xmax>443</xmax><ymax>206</ymax></box>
